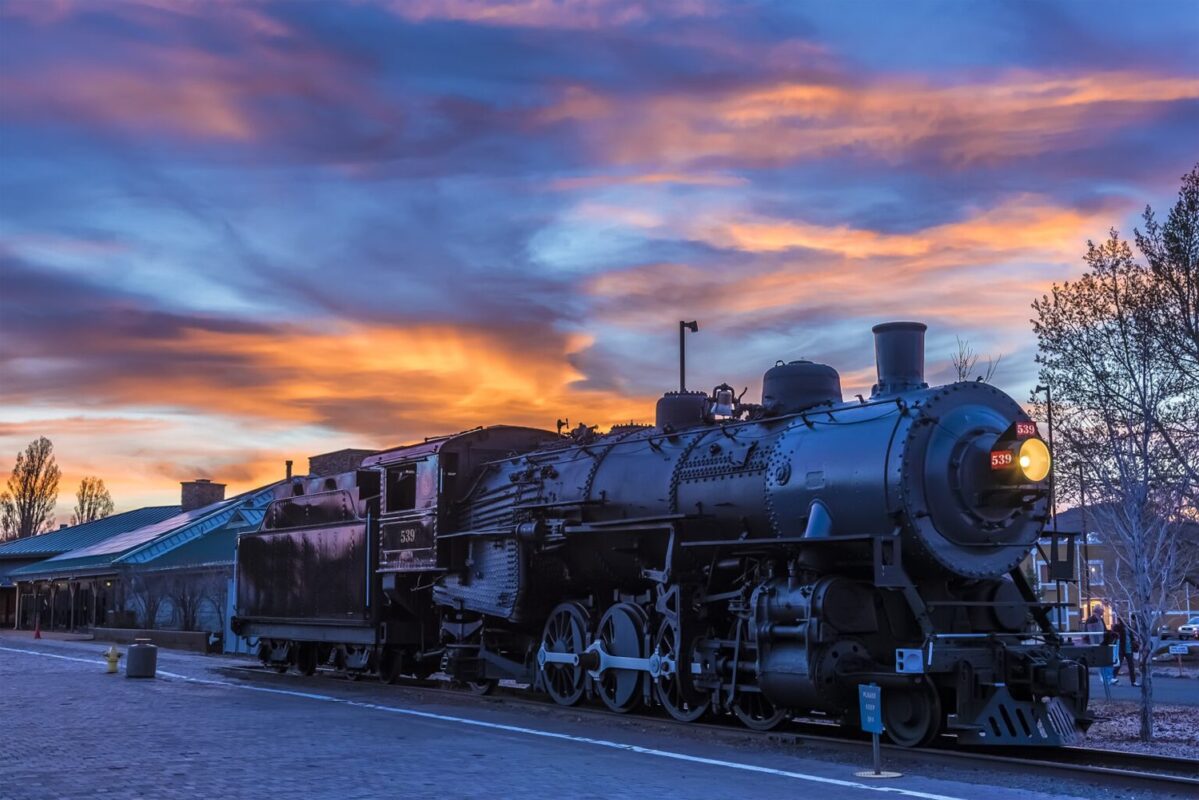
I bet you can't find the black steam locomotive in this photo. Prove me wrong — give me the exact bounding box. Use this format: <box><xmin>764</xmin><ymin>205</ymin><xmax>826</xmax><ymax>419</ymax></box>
<box><xmin>232</xmin><ymin>322</ymin><xmax>1109</xmax><ymax>746</ymax></box>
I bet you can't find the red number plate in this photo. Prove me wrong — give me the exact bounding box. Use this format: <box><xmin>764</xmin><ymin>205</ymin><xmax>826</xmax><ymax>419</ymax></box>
<box><xmin>991</xmin><ymin>450</ymin><xmax>1014</xmax><ymax>469</ymax></box>
<box><xmin>1016</xmin><ymin>421</ymin><xmax>1037</xmax><ymax>439</ymax></box>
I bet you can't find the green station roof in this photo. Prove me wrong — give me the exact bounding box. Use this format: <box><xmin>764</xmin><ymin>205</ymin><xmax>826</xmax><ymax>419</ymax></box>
<box><xmin>0</xmin><ymin>506</ymin><xmax>181</xmax><ymax>560</ymax></box>
<box><xmin>140</xmin><ymin>526</ymin><xmax>241</xmax><ymax>572</ymax></box>
<box><xmin>7</xmin><ymin>484</ymin><xmax>279</xmax><ymax>582</ymax></box>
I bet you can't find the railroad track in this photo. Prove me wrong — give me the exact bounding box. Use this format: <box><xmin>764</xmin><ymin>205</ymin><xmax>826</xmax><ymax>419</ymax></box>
<box><xmin>217</xmin><ymin>663</ymin><xmax>1198</xmax><ymax>792</ymax></box>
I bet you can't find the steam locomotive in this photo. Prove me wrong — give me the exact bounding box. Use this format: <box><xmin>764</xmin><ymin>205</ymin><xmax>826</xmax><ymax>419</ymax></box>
<box><xmin>232</xmin><ymin>322</ymin><xmax>1110</xmax><ymax>747</ymax></box>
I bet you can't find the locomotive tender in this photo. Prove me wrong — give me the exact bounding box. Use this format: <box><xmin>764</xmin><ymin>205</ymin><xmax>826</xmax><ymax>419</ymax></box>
<box><xmin>233</xmin><ymin>322</ymin><xmax>1110</xmax><ymax>747</ymax></box>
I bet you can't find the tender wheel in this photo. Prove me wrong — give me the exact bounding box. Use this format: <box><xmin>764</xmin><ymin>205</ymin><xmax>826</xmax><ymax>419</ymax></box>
<box><xmin>295</xmin><ymin>643</ymin><xmax>318</xmax><ymax>677</ymax></box>
<box><xmin>377</xmin><ymin>648</ymin><xmax>402</xmax><ymax>684</ymax></box>
<box><xmin>883</xmin><ymin>684</ymin><xmax>942</xmax><ymax>747</ymax></box>
<box><xmin>653</xmin><ymin>618</ymin><xmax>709</xmax><ymax>722</ymax></box>
<box><xmin>539</xmin><ymin>602</ymin><xmax>591</xmax><ymax>706</ymax></box>
<box><xmin>732</xmin><ymin>690</ymin><xmax>788</xmax><ymax>731</ymax></box>
<box><xmin>343</xmin><ymin>646</ymin><xmax>373</xmax><ymax>681</ymax></box>
<box><xmin>464</xmin><ymin>679</ymin><xmax>498</xmax><ymax>696</ymax></box>
<box><xmin>259</xmin><ymin>640</ymin><xmax>287</xmax><ymax>672</ymax></box>
<box><xmin>594</xmin><ymin>602</ymin><xmax>648</xmax><ymax>713</ymax></box>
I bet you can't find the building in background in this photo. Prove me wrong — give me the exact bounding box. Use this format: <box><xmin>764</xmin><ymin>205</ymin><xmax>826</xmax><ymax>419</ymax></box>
<box><xmin>1027</xmin><ymin>506</ymin><xmax>1198</xmax><ymax>633</ymax></box>
<box><xmin>7</xmin><ymin>479</ymin><xmax>278</xmax><ymax>647</ymax></box>
<box><xmin>308</xmin><ymin>448</ymin><xmax>378</xmax><ymax>477</ymax></box>
<box><xmin>0</xmin><ymin>506</ymin><xmax>181</xmax><ymax>629</ymax></box>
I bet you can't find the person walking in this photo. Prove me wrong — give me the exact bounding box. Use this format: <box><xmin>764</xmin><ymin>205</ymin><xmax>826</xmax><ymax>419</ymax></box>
<box><xmin>1084</xmin><ymin>608</ymin><xmax>1113</xmax><ymax>698</ymax></box>
<box><xmin>1111</xmin><ymin>615</ymin><xmax>1139</xmax><ymax>686</ymax></box>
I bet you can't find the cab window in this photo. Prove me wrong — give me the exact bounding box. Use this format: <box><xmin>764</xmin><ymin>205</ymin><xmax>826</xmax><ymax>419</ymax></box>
<box><xmin>385</xmin><ymin>465</ymin><xmax>417</xmax><ymax>512</ymax></box>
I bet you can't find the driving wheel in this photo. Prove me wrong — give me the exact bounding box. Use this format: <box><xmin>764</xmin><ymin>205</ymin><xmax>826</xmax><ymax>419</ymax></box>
<box><xmin>539</xmin><ymin>602</ymin><xmax>591</xmax><ymax>706</ymax></box>
<box><xmin>594</xmin><ymin>602</ymin><xmax>648</xmax><ymax>713</ymax></box>
<box><xmin>295</xmin><ymin>643</ymin><xmax>318</xmax><ymax>677</ymax></box>
<box><xmin>653</xmin><ymin>617</ymin><xmax>709</xmax><ymax>722</ymax></box>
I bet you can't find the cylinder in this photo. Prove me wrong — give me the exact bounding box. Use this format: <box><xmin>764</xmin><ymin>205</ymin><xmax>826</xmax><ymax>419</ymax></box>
<box><xmin>871</xmin><ymin>321</ymin><xmax>927</xmax><ymax>396</ymax></box>
<box><xmin>126</xmin><ymin>639</ymin><xmax>158</xmax><ymax>679</ymax></box>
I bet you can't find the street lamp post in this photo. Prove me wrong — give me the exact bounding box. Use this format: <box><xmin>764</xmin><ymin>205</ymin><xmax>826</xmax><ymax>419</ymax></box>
<box><xmin>1033</xmin><ymin>383</ymin><xmax>1064</xmax><ymax>626</ymax></box>
<box><xmin>1034</xmin><ymin>383</ymin><xmax>1056</xmax><ymax>529</ymax></box>
<box><xmin>679</xmin><ymin>320</ymin><xmax>698</xmax><ymax>392</ymax></box>
<box><xmin>1080</xmin><ymin>462</ymin><xmax>1091</xmax><ymax>616</ymax></box>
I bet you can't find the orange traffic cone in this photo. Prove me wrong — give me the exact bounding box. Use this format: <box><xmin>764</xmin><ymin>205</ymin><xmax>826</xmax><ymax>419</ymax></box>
<box><xmin>33</xmin><ymin>618</ymin><xmax>41</xmax><ymax>639</ymax></box>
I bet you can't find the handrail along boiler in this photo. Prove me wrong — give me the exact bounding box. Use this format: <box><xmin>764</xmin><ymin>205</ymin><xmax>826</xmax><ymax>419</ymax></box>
<box><xmin>233</xmin><ymin>321</ymin><xmax>1110</xmax><ymax>746</ymax></box>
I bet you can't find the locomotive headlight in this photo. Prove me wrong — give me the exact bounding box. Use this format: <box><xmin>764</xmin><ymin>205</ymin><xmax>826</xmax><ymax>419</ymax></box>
<box><xmin>1017</xmin><ymin>438</ymin><xmax>1050</xmax><ymax>482</ymax></box>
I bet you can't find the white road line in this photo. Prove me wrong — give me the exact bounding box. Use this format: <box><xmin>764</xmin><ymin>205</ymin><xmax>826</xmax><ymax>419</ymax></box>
<box><xmin>0</xmin><ymin>645</ymin><xmax>101</xmax><ymax>665</ymax></box>
<box><xmin>3</xmin><ymin>644</ymin><xmax>965</xmax><ymax>800</ymax></box>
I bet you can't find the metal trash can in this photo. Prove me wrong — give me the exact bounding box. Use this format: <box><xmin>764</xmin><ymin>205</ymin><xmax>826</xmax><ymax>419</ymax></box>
<box><xmin>126</xmin><ymin>638</ymin><xmax>158</xmax><ymax>679</ymax></box>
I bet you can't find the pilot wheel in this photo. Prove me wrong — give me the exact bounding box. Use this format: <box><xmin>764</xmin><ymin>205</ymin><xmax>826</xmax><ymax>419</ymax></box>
<box><xmin>882</xmin><ymin>682</ymin><xmax>942</xmax><ymax>747</ymax></box>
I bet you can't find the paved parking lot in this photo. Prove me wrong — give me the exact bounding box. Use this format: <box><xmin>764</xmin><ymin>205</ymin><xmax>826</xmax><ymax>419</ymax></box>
<box><xmin>0</xmin><ymin>635</ymin><xmax>1185</xmax><ymax>800</ymax></box>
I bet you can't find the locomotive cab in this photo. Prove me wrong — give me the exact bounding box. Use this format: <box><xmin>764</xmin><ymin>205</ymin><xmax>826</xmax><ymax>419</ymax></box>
<box><xmin>377</xmin><ymin>457</ymin><xmax>442</xmax><ymax>572</ymax></box>
<box><xmin>364</xmin><ymin>426</ymin><xmax>560</xmax><ymax>577</ymax></box>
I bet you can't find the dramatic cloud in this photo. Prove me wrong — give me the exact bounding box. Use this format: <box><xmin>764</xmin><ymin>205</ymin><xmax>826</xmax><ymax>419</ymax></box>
<box><xmin>545</xmin><ymin>71</ymin><xmax>1199</xmax><ymax>169</ymax></box>
<box><xmin>1</xmin><ymin>0</ymin><xmax>1195</xmax><ymax>513</ymax></box>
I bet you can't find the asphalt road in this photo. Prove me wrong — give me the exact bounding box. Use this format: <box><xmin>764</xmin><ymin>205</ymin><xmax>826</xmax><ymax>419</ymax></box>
<box><xmin>1088</xmin><ymin>671</ymin><xmax>1198</xmax><ymax>704</ymax></box>
<box><xmin>0</xmin><ymin>635</ymin><xmax>1190</xmax><ymax>800</ymax></box>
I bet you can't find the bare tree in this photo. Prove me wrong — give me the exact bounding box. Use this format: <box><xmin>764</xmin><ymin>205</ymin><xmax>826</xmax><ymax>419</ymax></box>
<box><xmin>950</xmin><ymin>337</ymin><xmax>1003</xmax><ymax>383</ymax></box>
<box><xmin>1135</xmin><ymin>163</ymin><xmax>1199</xmax><ymax>494</ymax></box>
<box><xmin>71</xmin><ymin>476</ymin><xmax>114</xmax><ymax>526</ymax></box>
<box><xmin>0</xmin><ymin>437</ymin><xmax>61</xmax><ymax>540</ymax></box>
<box><xmin>1137</xmin><ymin>163</ymin><xmax>1199</xmax><ymax>384</ymax></box>
<box><xmin>163</xmin><ymin>572</ymin><xmax>207</xmax><ymax>632</ymax></box>
<box><xmin>123</xmin><ymin>569</ymin><xmax>168</xmax><ymax>630</ymax></box>
<box><xmin>1032</xmin><ymin>225</ymin><xmax>1198</xmax><ymax>741</ymax></box>
<box><xmin>198</xmin><ymin>572</ymin><xmax>229</xmax><ymax>634</ymax></box>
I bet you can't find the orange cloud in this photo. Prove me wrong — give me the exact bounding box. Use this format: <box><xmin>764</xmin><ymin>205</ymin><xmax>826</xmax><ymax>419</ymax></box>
<box><xmin>696</xmin><ymin>195</ymin><xmax>1101</xmax><ymax>263</ymax></box>
<box><xmin>0</xmin><ymin>416</ymin><xmax>298</xmax><ymax>518</ymax></box>
<box><xmin>0</xmin><ymin>322</ymin><xmax>662</xmax><ymax>511</ymax></box>
<box><xmin>545</xmin><ymin>71</ymin><xmax>1199</xmax><ymax>167</ymax></box>
<box><xmin>547</xmin><ymin>172</ymin><xmax>748</xmax><ymax>191</ymax></box>
<box><xmin>388</xmin><ymin>0</ymin><xmax>715</xmax><ymax>29</ymax></box>
<box><xmin>31</xmin><ymin>322</ymin><xmax>654</xmax><ymax>439</ymax></box>
<box><xmin>584</xmin><ymin>194</ymin><xmax>1111</xmax><ymax>339</ymax></box>
<box><xmin>0</xmin><ymin>12</ymin><xmax>394</xmax><ymax>145</ymax></box>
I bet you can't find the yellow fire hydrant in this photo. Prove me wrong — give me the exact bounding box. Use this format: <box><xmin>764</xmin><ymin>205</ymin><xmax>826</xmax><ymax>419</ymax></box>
<box><xmin>104</xmin><ymin>645</ymin><xmax>122</xmax><ymax>674</ymax></box>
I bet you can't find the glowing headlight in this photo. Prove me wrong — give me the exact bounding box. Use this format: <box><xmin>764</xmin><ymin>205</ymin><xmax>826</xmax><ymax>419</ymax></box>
<box><xmin>1017</xmin><ymin>438</ymin><xmax>1051</xmax><ymax>482</ymax></box>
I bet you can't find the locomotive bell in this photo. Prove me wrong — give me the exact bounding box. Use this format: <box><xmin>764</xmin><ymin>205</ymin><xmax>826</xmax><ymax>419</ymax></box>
<box><xmin>871</xmin><ymin>321</ymin><xmax>928</xmax><ymax>397</ymax></box>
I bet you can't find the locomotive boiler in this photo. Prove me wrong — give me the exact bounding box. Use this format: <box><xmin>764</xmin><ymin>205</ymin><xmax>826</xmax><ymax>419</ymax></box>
<box><xmin>234</xmin><ymin>321</ymin><xmax>1110</xmax><ymax>747</ymax></box>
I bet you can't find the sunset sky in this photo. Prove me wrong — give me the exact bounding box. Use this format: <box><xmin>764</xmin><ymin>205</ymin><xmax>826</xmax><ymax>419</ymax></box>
<box><xmin>1</xmin><ymin>0</ymin><xmax>1197</xmax><ymax>516</ymax></box>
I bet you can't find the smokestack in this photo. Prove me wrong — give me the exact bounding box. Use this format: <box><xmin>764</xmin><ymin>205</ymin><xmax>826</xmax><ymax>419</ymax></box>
<box><xmin>871</xmin><ymin>321</ymin><xmax>928</xmax><ymax>397</ymax></box>
<box><xmin>285</xmin><ymin>460</ymin><xmax>293</xmax><ymax>480</ymax></box>
<box><xmin>181</xmin><ymin>478</ymin><xmax>226</xmax><ymax>512</ymax></box>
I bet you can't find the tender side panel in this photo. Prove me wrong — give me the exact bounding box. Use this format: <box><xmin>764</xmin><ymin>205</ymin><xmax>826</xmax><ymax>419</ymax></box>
<box><xmin>236</xmin><ymin>524</ymin><xmax>369</xmax><ymax>623</ymax></box>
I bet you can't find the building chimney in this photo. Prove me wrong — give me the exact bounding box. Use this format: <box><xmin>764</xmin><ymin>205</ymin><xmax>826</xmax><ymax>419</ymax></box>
<box><xmin>181</xmin><ymin>478</ymin><xmax>226</xmax><ymax>512</ymax></box>
<box><xmin>285</xmin><ymin>460</ymin><xmax>293</xmax><ymax>480</ymax></box>
<box><xmin>870</xmin><ymin>321</ymin><xmax>929</xmax><ymax>397</ymax></box>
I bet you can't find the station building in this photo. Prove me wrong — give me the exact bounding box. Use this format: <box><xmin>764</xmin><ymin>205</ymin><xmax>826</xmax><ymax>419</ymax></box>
<box><xmin>0</xmin><ymin>506</ymin><xmax>181</xmax><ymax>628</ymax></box>
<box><xmin>4</xmin><ymin>479</ymin><xmax>279</xmax><ymax>647</ymax></box>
